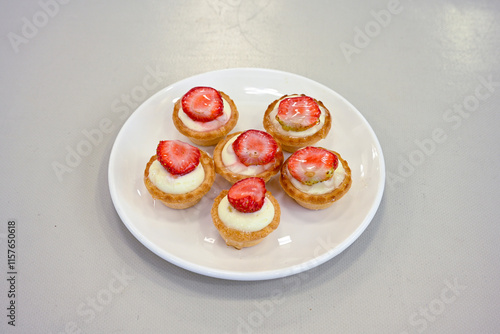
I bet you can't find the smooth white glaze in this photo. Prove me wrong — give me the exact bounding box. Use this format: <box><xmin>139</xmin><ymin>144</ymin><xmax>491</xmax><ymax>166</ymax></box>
<box><xmin>218</xmin><ymin>196</ymin><xmax>275</xmax><ymax>232</ymax></box>
<box><xmin>148</xmin><ymin>160</ymin><xmax>205</xmax><ymax>194</ymax></box>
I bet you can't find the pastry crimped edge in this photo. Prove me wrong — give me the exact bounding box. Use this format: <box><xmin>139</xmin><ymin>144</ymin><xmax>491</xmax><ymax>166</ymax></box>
<box><xmin>211</xmin><ymin>190</ymin><xmax>281</xmax><ymax>249</ymax></box>
<box><xmin>172</xmin><ymin>91</ymin><xmax>239</xmax><ymax>146</ymax></box>
<box><xmin>263</xmin><ymin>94</ymin><xmax>332</xmax><ymax>153</ymax></box>
<box><xmin>213</xmin><ymin>131</ymin><xmax>284</xmax><ymax>184</ymax></box>
<box><xmin>143</xmin><ymin>150</ymin><xmax>215</xmax><ymax>209</ymax></box>
<box><xmin>279</xmin><ymin>149</ymin><xmax>352</xmax><ymax>210</ymax></box>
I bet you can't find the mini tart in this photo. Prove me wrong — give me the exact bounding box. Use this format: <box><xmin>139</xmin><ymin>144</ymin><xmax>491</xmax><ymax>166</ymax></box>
<box><xmin>213</xmin><ymin>131</ymin><xmax>284</xmax><ymax>184</ymax></box>
<box><xmin>263</xmin><ymin>94</ymin><xmax>332</xmax><ymax>153</ymax></box>
<box><xmin>211</xmin><ymin>190</ymin><xmax>280</xmax><ymax>249</ymax></box>
<box><xmin>172</xmin><ymin>91</ymin><xmax>239</xmax><ymax>146</ymax></box>
<box><xmin>280</xmin><ymin>150</ymin><xmax>352</xmax><ymax>210</ymax></box>
<box><xmin>143</xmin><ymin>150</ymin><xmax>215</xmax><ymax>209</ymax></box>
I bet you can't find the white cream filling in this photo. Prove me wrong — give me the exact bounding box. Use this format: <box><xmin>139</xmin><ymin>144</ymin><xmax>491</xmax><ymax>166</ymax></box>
<box><xmin>221</xmin><ymin>135</ymin><xmax>275</xmax><ymax>175</ymax></box>
<box><xmin>148</xmin><ymin>160</ymin><xmax>205</xmax><ymax>194</ymax></box>
<box><xmin>218</xmin><ymin>196</ymin><xmax>275</xmax><ymax>232</ymax></box>
<box><xmin>287</xmin><ymin>161</ymin><xmax>346</xmax><ymax>195</ymax></box>
<box><xmin>269</xmin><ymin>94</ymin><xmax>327</xmax><ymax>138</ymax></box>
<box><xmin>178</xmin><ymin>97</ymin><xmax>231</xmax><ymax>132</ymax></box>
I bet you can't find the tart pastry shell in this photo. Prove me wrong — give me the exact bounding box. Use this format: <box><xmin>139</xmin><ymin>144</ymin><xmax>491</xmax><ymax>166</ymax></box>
<box><xmin>172</xmin><ymin>91</ymin><xmax>239</xmax><ymax>146</ymax></box>
<box><xmin>263</xmin><ymin>94</ymin><xmax>332</xmax><ymax>153</ymax></box>
<box><xmin>143</xmin><ymin>150</ymin><xmax>215</xmax><ymax>209</ymax></box>
<box><xmin>280</xmin><ymin>149</ymin><xmax>352</xmax><ymax>210</ymax></box>
<box><xmin>213</xmin><ymin>131</ymin><xmax>284</xmax><ymax>184</ymax></box>
<box><xmin>211</xmin><ymin>190</ymin><xmax>281</xmax><ymax>249</ymax></box>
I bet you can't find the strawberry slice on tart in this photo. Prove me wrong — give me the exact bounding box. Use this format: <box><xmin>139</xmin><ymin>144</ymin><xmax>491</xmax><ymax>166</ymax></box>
<box><xmin>263</xmin><ymin>94</ymin><xmax>332</xmax><ymax>153</ymax></box>
<box><xmin>181</xmin><ymin>86</ymin><xmax>224</xmax><ymax>122</ymax></box>
<box><xmin>232</xmin><ymin>129</ymin><xmax>279</xmax><ymax>166</ymax></box>
<box><xmin>156</xmin><ymin>140</ymin><xmax>201</xmax><ymax>176</ymax></box>
<box><xmin>211</xmin><ymin>176</ymin><xmax>281</xmax><ymax>249</ymax></box>
<box><xmin>279</xmin><ymin>146</ymin><xmax>352</xmax><ymax>210</ymax></box>
<box><xmin>144</xmin><ymin>140</ymin><xmax>216</xmax><ymax>209</ymax></box>
<box><xmin>227</xmin><ymin>177</ymin><xmax>266</xmax><ymax>213</ymax></box>
<box><xmin>287</xmin><ymin>146</ymin><xmax>338</xmax><ymax>185</ymax></box>
<box><xmin>213</xmin><ymin>130</ymin><xmax>284</xmax><ymax>184</ymax></box>
<box><xmin>276</xmin><ymin>95</ymin><xmax>321</xmax><ymax>131</ymax></box>
<box><xmin>173</xmin><ymin>87</ymin><xmax>239</xmax><ymax>147</ymax></box>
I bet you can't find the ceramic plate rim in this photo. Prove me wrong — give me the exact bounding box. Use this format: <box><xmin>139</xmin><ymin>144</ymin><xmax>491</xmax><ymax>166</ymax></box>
<box><xmin>108</xmin><ymin>67</ymin><xmax>385</xmax><ymax>281</ymax></box>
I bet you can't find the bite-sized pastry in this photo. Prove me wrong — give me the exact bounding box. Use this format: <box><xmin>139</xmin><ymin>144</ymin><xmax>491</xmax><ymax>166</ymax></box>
<box><xmin>263</xmin><ymin>94</ymin><xmax>332</xmax><ymax>152</ymax></box>
<box><xmin>172</xmin><ymin>86</ymin><xmax>239</xmax><ymax>146</ymax></box>
<box><xmin>144</xmin><ymin>140</ymin><xmax>215</xmax><ymax>209</ymax></box>
<box><xmin>280</xmin><ymin>146</ymin><xmax>351</xmax><ymax>210</ymax></box>
<box><xmin>213</xmin><ymin>129</ymin><xmax>284</xmax><ymax>184</ymax></box>
<box><xmin>211</xmin><ymin>177</ymin><xmax>280</xmax><ymax>249</ymax></box>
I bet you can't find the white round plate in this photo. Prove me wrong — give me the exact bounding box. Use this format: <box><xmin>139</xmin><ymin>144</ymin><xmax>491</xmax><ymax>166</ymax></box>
<box><xmin>108</xmin><ymin>68</ymin><xmax>385</xmax><ymax>281</ymax></box>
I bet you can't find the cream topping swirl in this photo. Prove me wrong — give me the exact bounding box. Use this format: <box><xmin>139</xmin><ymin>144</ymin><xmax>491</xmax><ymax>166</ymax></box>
<box><xmin>218</xmin><ymin>196</ymin><xmax>275</xmax><ymax>232</ymax></box>
<box><xmin>178</xmin><ymin>97</ymin><xmax>232</xmax><ymax>132</ymax></box>
<box><xmin>148</xmin><ymin>160</ymin><xmax>205</xmax><ymax>194</ymax></box>
<box><xmin>269</xmin><ymin>95</ymin><xmax>327</xmax><ymax>138</ymax></box>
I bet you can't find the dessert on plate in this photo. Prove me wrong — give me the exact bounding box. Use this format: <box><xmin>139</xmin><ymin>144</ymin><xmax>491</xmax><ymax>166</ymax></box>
<box><xmin>144</xmin><ymin>140</ymin><xmax>215</xmax><ymax>209</ymax></box>
<box><xmin>172</xmin><ymin>86</ymin><xmax>239</xmax><ymax>146</ymax></box>
<box><xmin>211</xmin><ymin>177</ymin><xmax>281</xmax><ymax>249</ymax></box>
<box><xmin>280</xmin><ymin>146</ymin><xmax>352</xmax><ymax>210</ymax></box>
<box><xmin>213</xmin><ymin>129</ymin><xmax>284</xmax><ymax>184</ymax></box>
<box><xmin>263</xmin><ymin>94</ymin><xmax>332</xmax><ymax>152</ymax></box>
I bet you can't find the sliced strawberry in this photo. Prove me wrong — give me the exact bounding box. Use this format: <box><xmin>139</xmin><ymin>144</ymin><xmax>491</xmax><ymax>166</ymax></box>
<box><xmin>287</xmin><ymin>147</ymin><xmax>338</xmax><ymax>185</ymax></box>
<box><xmin>181</xmin><ymin>86</ymin><xmax>223</xmax><ymax>122</ymax></box>
<box><xmin>228</xmin><ymin>177</ymin><xmax>266</xmax><ymax>213</ymax></box>
<box><xmin>276</xmin><ymin>96</ymin><xmax>321</xmax><ymax>131</ymax></box>
<box><xmin>232</xmin><ymin>130</ymin><xmax>278</xmax><ymax>166</ymax></box>
<box><xmin>156</xmin><ymin>140</ymin><xmax>201</xmax><ymax>176</ymax></box>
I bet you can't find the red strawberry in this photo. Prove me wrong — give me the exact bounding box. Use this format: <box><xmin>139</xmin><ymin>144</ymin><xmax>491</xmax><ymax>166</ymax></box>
<box><xmin>227</xmin><ymin>177</ymin><xmax>266</xmax><ymax>213</ymax></box>
<box><xmin>276</xmin><ymin>96</ymin><xmax>321</xmax><ymax>131</ymax></box>
<box><xmin>156</xmin><ymin>140</ymin><xmax>201</xmax><ymax>176</ymax></box>
<box><xmin>232</xmin><ymin>130</ymin><xmax>278</xmax><ymax>166</ymax></box>
<box><xmin>181</xmin><ymin>86</ymin><xmax>223</xmax><ymax>122</ymax></box>
<box><xmin>287</xmin><ymin>147</ymin><xmax>338</xmax><ymax>185</ymax></box>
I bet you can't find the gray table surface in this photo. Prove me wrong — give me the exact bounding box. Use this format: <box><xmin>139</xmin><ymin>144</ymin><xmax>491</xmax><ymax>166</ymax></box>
<box><xmin>2</xmin><ymin>0</ymin><xmax>499</xmax><ymax>333</ymax></box>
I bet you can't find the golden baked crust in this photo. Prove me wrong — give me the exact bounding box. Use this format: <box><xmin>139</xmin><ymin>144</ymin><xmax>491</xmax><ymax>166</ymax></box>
<box><xmin>172</xmin><ymin>91</ymin><xmax>239</xmax><ymax>146</ymax></box>
<box><xmin>263</xmin><ymin>94</ymin><xmax>332</xmax><ymax>152</ymax></box>
<box><xmin>143</xmin><ymin>150</ymin><xmax>215</xmax><ymax>209</ymax></box>
<box><xmin>213</xmin><ymin>131</ymin><xmax>284</xmax><ymax>184</ymax></box>
<box><xmin>280</xmin><ymin>149</ymin><xmax>352</xmax><ymax>210</ymax></box>
<box><xmin>211</xmin><ymin>190</ymin><xmax>281</xmax><ymax>249</ymax></box>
